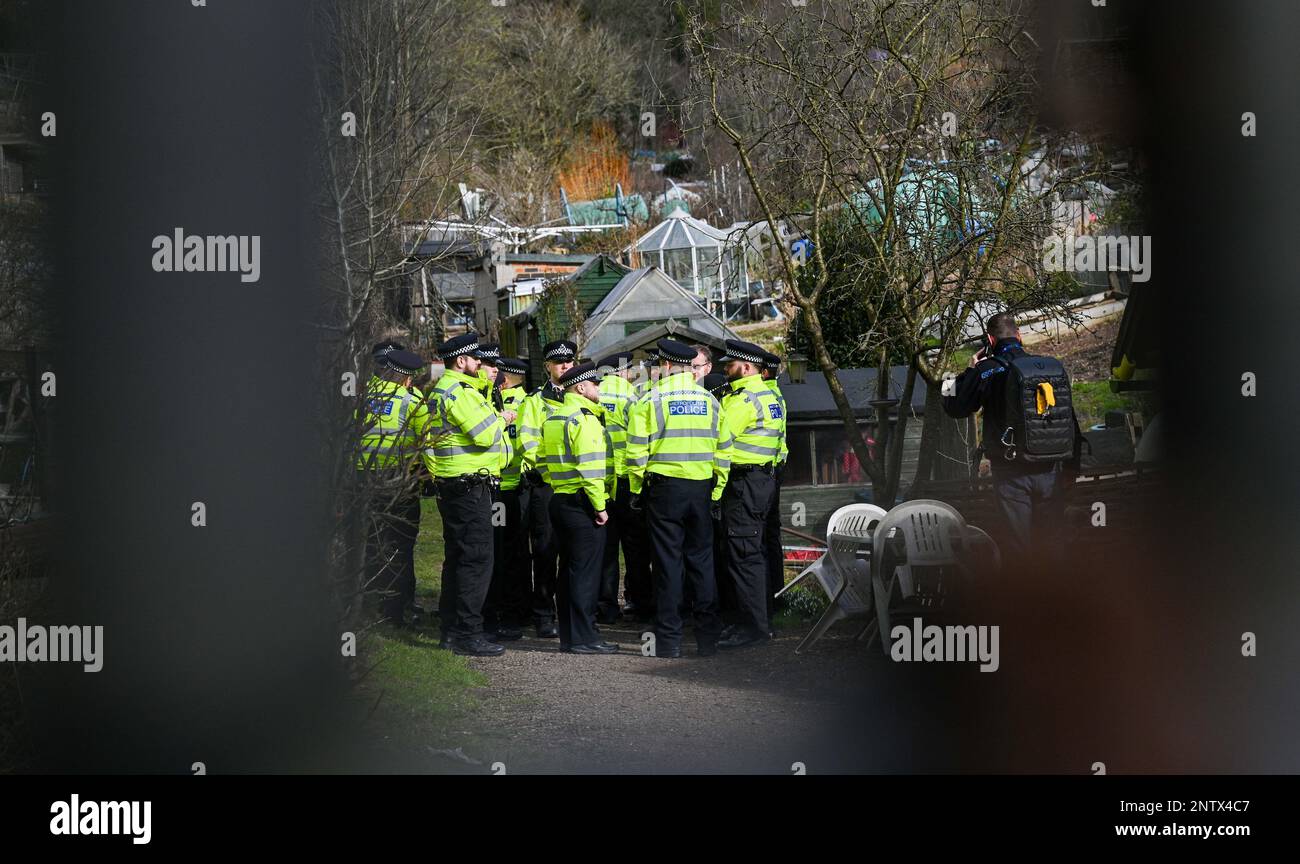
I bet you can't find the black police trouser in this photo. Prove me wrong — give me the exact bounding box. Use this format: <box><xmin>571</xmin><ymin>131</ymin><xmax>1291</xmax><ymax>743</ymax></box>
<box><xmin>436</xmin><ymin>480</ymin><xmax>494</xmax><ymax>640</ymax></box>
<box><xmin>620</xmin><ymin>479</ymin><xmax>655</xmax><ymax>610</ymax></box>
<box><xmin>363</xmin><ymin>478</ymin><xmax>421</xmax><ymax>624</ymax></box>
<box><xmin>713</xmin><ymin>510</ymin><xmax>735</xmax><ymax>622</ymax></box>
<box><xmin>523</xmin><ymin>477</ymin><xmax>558</xmax><ymax>625</ymax></box>
<box><xmin>598</xmin><ymin>480</ymin><xmax>626</xmax><ymax>621</ymax></box>
<box><xmin>645</xmin><ymin>476</ymin><xmax>720</xmax><ymax>651</ymax></box>
<box><xmin>490</xmin><ymin>486</ymin><xmax>531</xmax><ymax>629</ymax></box>
<box><xmin>763</xmin><ymin>462</ymin><xmax>786</xmax><ymax>619</ymax></box>
<box><xmin>550</xmin><ymin>491</ymin><xmax>606</xmax><ymax>649</ymax></box>
<box><xmin>992</xmin><ymin>464</ymin><xmax>1064</xmax><ymax>574</ymax></box>
<box><xmin>722</xmin><ymin>468</ymin><xmax>775</xmax><ymax>637</ymax></box>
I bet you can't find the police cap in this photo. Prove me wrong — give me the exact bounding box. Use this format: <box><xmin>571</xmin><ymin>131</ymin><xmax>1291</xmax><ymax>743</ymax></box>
<box><xmin>384</xmin><ymin>349</ymin><xmax>425</xmax><ymax>376</ymax></box>
<box><xmin>597</xmin><ymin>351</ymin><xmax>635</xmax><ymax>371</ymax></box>
<box><xmin>498</xmin><ymin>356</ymin><xmax>528</xmax><ymax>376</ymax></box>
<box><xmin>437</xmin><ymin>333</ymin><xmax>479</xmax><ymax>361</ymax></box>
<box><xmin>559</xmin><ymin>361</ymin><xmax>601</xmax><ymax>388</ymax></box>
<box><xmin>718</xmin><ymin>339</ymin><xmax>767</xmax><ymax>366</ymax></box>
<box><xmin>542</xmin><ymin>340</ymin><xmax>578</xmax><ymax>362</ymax></box>
<box><xmin>656</xmin><ymin>338</ymin><xmax>696</xmax><ymax>365</ymax></box>
<box><xmin>701</xmin><ymin>372</ymin><xmax>730</xmax><ymax>397</ymax></box>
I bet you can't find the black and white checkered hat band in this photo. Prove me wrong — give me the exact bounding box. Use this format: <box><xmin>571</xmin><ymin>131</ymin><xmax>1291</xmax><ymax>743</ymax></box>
<box><xmin>385</xmin><ymin>359</ymin><xmax>420</xmax><ymax>374</ymax></box>
<box><xmin>477</xmin><ymin>348</ymin><xmax>500</xmax><ymax>360</ymax></box>
<box><xmin>565</xmin><ymin>367</ymin><xmax>600</xmax><ymax>386</ymax></box>
<box><xmin>726</xmin><ymin>349</ymin><xmax>764</xmax><ymax>365</ymax></box>
<box><xmin>545</xmin><ymin>346</ymin><xmax>576</xmax><ymax>360</ymax></box>
<box><xmin>440</xmin><ymin>342</ymin><xmax>478</xmax><ymax>360</ymax></box>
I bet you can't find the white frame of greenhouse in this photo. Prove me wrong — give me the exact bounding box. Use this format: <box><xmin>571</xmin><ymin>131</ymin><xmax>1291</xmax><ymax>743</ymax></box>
<box><xmin>630</xmin><ymin>211</ymin><xmax>751</xmax><ymax>321</ymax></box>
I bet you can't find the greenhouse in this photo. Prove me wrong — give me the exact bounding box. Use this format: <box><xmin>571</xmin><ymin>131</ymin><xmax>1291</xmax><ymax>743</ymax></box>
<box><xmin>630</xmin><ymin>211</ymin><xmax>750</xmax><ymax>321</ymax></box>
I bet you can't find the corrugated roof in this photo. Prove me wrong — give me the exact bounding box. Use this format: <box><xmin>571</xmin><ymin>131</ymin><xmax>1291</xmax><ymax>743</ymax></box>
<box><xmin>584</xmin><ymin>266</ymin><xmax>711</xmax><ymax>330</ymax></box>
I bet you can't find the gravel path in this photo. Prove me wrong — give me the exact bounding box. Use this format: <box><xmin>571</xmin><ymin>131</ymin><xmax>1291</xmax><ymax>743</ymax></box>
<box><xmin>416</xmin><ymin>619</ymin><xmax>879</xmax><ymax>775</ymax></box>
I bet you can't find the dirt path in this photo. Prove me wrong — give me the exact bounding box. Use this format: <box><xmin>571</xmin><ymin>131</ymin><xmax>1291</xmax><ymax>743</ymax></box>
<box><xmin>406</xmin><ymin>620</ymin><xmax>882</xmax><ymax>775</ymax></box>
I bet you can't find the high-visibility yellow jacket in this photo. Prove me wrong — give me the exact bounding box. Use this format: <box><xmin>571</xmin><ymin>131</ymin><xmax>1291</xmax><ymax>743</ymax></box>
<box><xmin>499</xmin><ymin>384</ymin><xmax>528</xmax><ymax>491</ymax></box>
<box><xmin>423</xmin><ymin>369</ymin><xmax>509</xmax><ymax>477</ymax></box>
<box><xmin>517</xmin><ymin>382</ymin><xmax>566</xmax><ymax>472</ymax></box>
<box><xmin>724</xmin><ymin>374</ymin><xmax>784</xmax><ymax>466</ymax></box>
<box><xmin>766</xmin><ymin>379</ymin><xmax>788</xmax><ymax>464</ymax></box>
<box><xmin>357</xmin><ymin>375</ymin><xmax>428</xmax><ymax>470</ymax></box>
<box><xmin>599</xmin><ymin>373</ymin><xmax>635</xmax><ymax>478</ymax></box>
<box><xmin>541</xmin><ymin>392</ymin><xmax>609</xmax><ymax>511</ymax></box>
<box><xmin>626</xmin><ymin>370</ymin><xmax>731</xmax><ymax>500</ymax></box>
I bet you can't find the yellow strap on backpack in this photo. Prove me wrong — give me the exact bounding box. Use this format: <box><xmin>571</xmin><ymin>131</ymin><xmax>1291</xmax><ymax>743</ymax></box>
<box><xmin>1035</xmin><ymin>382</ymin><xmax>1056</xmax><ymax>415</ymax></box>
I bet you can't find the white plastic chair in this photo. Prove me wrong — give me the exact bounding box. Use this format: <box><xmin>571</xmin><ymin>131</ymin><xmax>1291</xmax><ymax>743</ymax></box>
<box><xmin>780</xmin><ymin>503</ymin><xmax>886</xmax><ymax>653</ymax></box>
<box><xmin>866</xmin><ymin>500</ymin><xmax>968</xmax><ymax>654</ymax></box>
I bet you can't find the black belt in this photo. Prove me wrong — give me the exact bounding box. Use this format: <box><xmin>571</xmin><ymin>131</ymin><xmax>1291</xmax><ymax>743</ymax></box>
<box><xmin>432</xmin><ymin>472</ymin><xmax>498</xmax><ymax>499</ymax></box>
<box><xmin>731</xmin><ymin>463</ymin><xmax>774</xmax><ymax>475</ymax></box>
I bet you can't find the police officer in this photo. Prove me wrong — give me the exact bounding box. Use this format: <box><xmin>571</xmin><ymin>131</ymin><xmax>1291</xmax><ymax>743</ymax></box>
<box><xmin>517</xmin><ymin>339</ymin><xmax>577</xmax><ymax>638</ymax></box>
<box><xmin>715</xmin><ymin>340</ymin><xmax>783</xmax><ymax>649</ymax></box>
<box><xmin>473</xmin><ymin>341</ymin><xmax>522</xmax><ymax>639</ymax></box>
<box><xmin>372</xmin><ymin>338</ymin><xmax>405</xmax><ymax>364</ymax></box>
<box><xmin>701</xmin><ymin>372</ymin><xmax>735</xmax><ymax>621</ymax></box>
<box><xmin>358</xmin><ymin>347</ymin><xmax>429</xmax><ymax>627</ymax></box>
<box><xmin>626</xmin><ymin>338</ymin><xmax>730</xmax><ymax>658</ymax></box>
<box><xmin>941</xmin><ymin>312</ymin><xmax>1075</xmax><ymax>572</ymax></box>
<box><xmin>760</xmin><ymin>351</ymin><xmax>788</xmax><ymax>631</ymax></box>
<box><xmin>595</xmin><ymin>352</ymin><xmax>637</xmax><ymax>623</ymax></box>
<box><xmin>425</xmin><ymin>333</ymin><xmax>509</xmax><ymax>657</ymax></box>
<box><xmin>491</xmin><ymin>356</ymin><xmax>531</xmax><ymax>639</ymax></box>
<box><xmin>541</xmin><ymin>362</ymin><xmax>619</xmax><ymax>654</ymax></box>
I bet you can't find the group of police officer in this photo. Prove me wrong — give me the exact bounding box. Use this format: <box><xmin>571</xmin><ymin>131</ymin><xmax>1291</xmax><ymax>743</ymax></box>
<box><xmin>357</xmin><ymin>331</ymin><xmax>791</xmax><ymax>658</ymax></box>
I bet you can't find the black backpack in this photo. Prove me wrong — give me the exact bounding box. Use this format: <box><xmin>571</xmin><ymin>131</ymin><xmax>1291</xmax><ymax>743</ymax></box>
<box><xmin>991</xmin><ymin>353</ymin><xmax>1077</xmax><ymax>463</ymax></box>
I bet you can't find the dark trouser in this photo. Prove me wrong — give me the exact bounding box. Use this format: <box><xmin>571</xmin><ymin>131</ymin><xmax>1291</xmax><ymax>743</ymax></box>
<box><xmin>620</xmin><ymin>479</ymin><xmax>654</xmax><ymax>610</ymax></box>
<box><xmin>763</xmin><ymin>462</ymin><xmax>786</xmax><ymax>623</ymax></box>
<box><xmin>551</xmin><ymin>492</ymin><xmax>606</xmax><ymax>649</ymax></box>
<box><xmin>522</xmin><ymin>478</ymin><xmax>557</xmax><ymax>625</ymax></box>
<box><xmin>645</xmin><ymin>475</ymin><xmax>721</xmax><ymax>651</ymax></box>
<box><xmin>722</xmin><ymin>468</ymin><xmax>775</xmax><ymax>637</ymax></box>
<box><xmin>992</xmin><ymin>464</ymin><xmax>1065</xmax><ymax>574</ymax></box>
<box><xmin>598</xmin><ymin>479</ymin><xmax>626</xmax><ymax>621</ymax></box>
<box><xmin>487</xmin><ymin>486</ymin><xmax>531</xmax><ymax>631</ymax></box>
<box><xmin>714</xmin><ymin>512</ymin><xmax>735</xmax><ymax>622</ymax></box>
<box><xmin>365</xmin><ymin>481</ymin><xmax>421</xmax><ymax>624</ymax></box>
<box><xmin>436</xmin><ymin>480</ymin><xmax>494</xmax><ymax>640</ymax></box>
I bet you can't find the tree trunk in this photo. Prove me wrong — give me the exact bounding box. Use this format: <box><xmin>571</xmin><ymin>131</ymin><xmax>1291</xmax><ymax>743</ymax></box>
<box><xmin>909</xmin><ymin>376</ymin><xmax>944</xmax><ymax>498</ymax></box>
<box><xmin>880</xmin><ymin>364</ymin><xmax>918</xmax><ymax>505</ymax></box>
<box><xmin>799</xmin><ymin>301</ymin><xmax>883</xmax><ymax>487</ymax></box>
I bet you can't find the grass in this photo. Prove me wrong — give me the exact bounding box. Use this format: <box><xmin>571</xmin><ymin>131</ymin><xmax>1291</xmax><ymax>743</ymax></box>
<box><xmin>1071</xmin><ymin>379</ymin><xmax>1148</xmax><ymax>429</ymax></box>
<box><xmin>771</xmin><ymin>578</ymin><xmax>828</xmax><ymax>631</ymax></box>
<box><xmin>731</xmin><ymin>320</ymin><xmax>787</xmax><ymax>356</ymax></box>
<box><xmin>360</xmin><ymin>498</ymin><xmax>486</xmax><ymax>743</ymax></box>
<box><xmin>361</xmin><ymin>627</ymin><xmax>485</xmax><ymax>727</ymax></box>
<box><xmin>413</xmin><ymin>498</ymin><xmax>445</xmax><ymax>601</ymax></box>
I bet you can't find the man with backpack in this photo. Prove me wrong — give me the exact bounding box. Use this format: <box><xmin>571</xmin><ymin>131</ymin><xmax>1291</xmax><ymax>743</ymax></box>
<box><xmin>942</xmin><ymin>313</ymin><xmax>1083</xmax><ymax>572</ymax></box>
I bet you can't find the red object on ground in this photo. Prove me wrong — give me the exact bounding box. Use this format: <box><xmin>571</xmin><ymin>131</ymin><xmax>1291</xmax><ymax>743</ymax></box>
<box><xmin>783</xmin><ymin>546</ymin><xmax>825</xmax><ymax>563</ymax></box>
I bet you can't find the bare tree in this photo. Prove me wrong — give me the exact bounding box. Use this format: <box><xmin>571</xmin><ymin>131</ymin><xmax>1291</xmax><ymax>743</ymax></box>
<box><xmin>682</xmin><ymin>0</ymin><xmax>1096</xmax><ymax>502</ymax></box>
<box><xmin>313</xmin><ymin>0</ymin><xmax>481</xmax><ymax>638</ymax></box>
